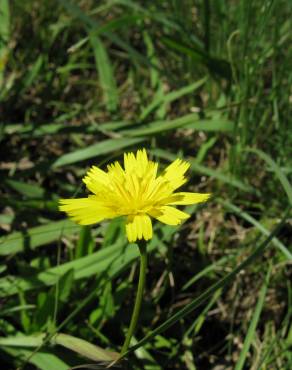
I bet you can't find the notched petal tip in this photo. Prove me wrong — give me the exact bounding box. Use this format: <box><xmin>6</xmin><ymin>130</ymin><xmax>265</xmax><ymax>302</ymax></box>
<box><xmin>58</xmin><ymin>197</ymin><xmax>116</xmax><ymax>226</ymax></box>
<box><xmin>149</xmin><ymin>206</ymin><xmax>190</xmax><ymax>226</ymax></box>
<box><xmin>125</xmin><ymin>214</ymin><xmax>153</xmax><ymax>243</ymax></box>
<box><xmin>58</xmin><ymin>198</ymin><xmax>72</xmax><ymax>211</ymax></box>
<box><xmin>164</xmin><ymin>192</ymin><xmax>211</xmax><ymax>206</ymax></box>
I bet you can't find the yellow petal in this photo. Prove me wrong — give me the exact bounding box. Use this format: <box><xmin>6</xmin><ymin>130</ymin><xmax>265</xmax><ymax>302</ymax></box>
<box><xmin>163</xmin><ymin>159</ymin><xmax>190</xmax><ymax>179</ymax></box>
<box><xmin>59</xmin><ymin>198</ymin><xmax>115</xmax><ymax>225</ymax></box>
<box><xmin>124</xmin><ymin>149</ymin><xmax>149</xmax><ymax>178</ymax></box>
<box><xmin>142</xmin><ymin>214</ymin><xmax>153</xmax><ymax>240</ymax></box>
<box><xmin>82</xmin><ymin>166</ymin><xmax>110</xmax><ymax>194</ymax></box>
<box><xmin>125</xmin><ymin>214</ymin><xmax>153</xmax><ymax>243</ymax></box>
<box><xmin>124</xmin><ymin>152</ymin><xmax>136</xmax><ymax>174</ymax></box>
<box><xmin>164</xmin><ymin>192</ymin><xmax>211</xmax><ymax>205</ymax></box>
<box><xmin>149</xmin><ymin>206</ymin><xmax>190</xmax><ymax>225</ymax></box>
<box><xmin>107</xmin><ymin>161</ymin><xmax>125</xmax><ymax>179</ymax></box>
<box><xmin>136</xmin><ymin>148</ymin><xmax>148</xmax><ymax>177</ymax></box>
<box><xmin>162</xmin><ymin>159</ymin><xmax>190</xmax><ymax>190</ymax></box>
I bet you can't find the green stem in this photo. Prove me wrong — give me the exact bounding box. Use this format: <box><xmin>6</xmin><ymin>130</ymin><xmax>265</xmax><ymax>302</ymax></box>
<box><xmin>120</xmin><ymin>240</ymin><xmax>147</xmax><ymax>356</ymax></box>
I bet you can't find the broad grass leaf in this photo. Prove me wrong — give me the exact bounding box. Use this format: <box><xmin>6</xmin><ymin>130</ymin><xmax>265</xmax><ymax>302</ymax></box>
<box><xmin>52</xmin><ymin>333</ymin><xmax>119</xmax><ymax>362</ymax></box>
<box><xmin>52</xmin><ymin>137</ymin><xmax>144</xmax><ymax>168</ymax></box>
<box><xmin>0</xmin><ymin>220</ymin><xmax>80</xmax><ymax>256</ymax></box>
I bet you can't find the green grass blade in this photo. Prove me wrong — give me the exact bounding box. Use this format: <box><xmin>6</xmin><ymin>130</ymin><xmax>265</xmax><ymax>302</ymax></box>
<box><xmin>234</xmin><ymin>266</ymin><xmax>271</xmax><ymax>370</ymax></box>
<box><xmin>75</xmin><ymin>226</ymin><xmax>93</xmax><ymax>258</ymax></box>
<box><xmin>22</xmin><ymin>350</ymin><xmax>69</xmax><ymax>370</ymax></box>
<box><xmin>0</xmin><ymin>334</ymin><xmax>44</xmax><ymax>347</ymax></box>
<box><xmin>161</xmin><ymin>36</ymin><xmax>231</xmax><ymax>79</ymax></box>
<box><xmin>5</xmin><ymin>179</ymin><xmax>45</xmax><ymax>199</ymax></box>
<box><xmin>2</xmin><ymin>347</ymin><xmax>69</xmax><ymax>370</ymax></box>
<box><xmin>2</xmin><ymin>120</ymin><xmax>131</xmax><ymax>137</ymax></box>
<box><xmin>89</xmin><ymin>34</ymin><xmax>118</xmax><ymax>112</ymax></box>
<box><xmin>51</xmin><ymin>137</ymin><xmax>144</xmax><ymax>168</ymax></box>
<box><xmin>182</xmin><ymin>255</ymin><xmax>236</xmax><ymax>291</ymax></box>
<box><xmin>122</xmin><ymin>114</ymin><xmax>234</xmax><ymax>137</ymax></box>
<box><xmin>52</xmin><ymin>333</ymin><xmax>119</xmax><ymax>362</ymax></box>
<box><xmin>21</xmin><ymin>55</ymin><xmax>44</xmax><ymax>92</ymax></box>
<box><xmin>140</xmin><ymin>77</ymin><xmax>207</xmax><ymax>121</ymax></box>
<box><xmin>0</xmin><ymin>220</ymin><xmax>80</xmax><ymax>256</ymax></box>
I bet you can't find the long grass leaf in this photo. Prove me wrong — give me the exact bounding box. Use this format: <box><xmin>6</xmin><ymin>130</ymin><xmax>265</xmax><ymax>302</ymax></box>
<box><xmin>89</xmin><ymin>34</ymin><xmax>118</xmax><ymax>112</ymax></box>
<box><xmin>122</xmin><ymin>114</ymin><xmax>234</xmax><ymax>137</ymax></box>
<box><xmin>52</xmin><ymin>137</ymin><xmax>144</xmax><ymax>168</ymax></box>
<box><xmin>0</xmin><ymin>220</ymin><xmax>80</xmax><ymax>256</ymax></box>
<box><xmin>52</xmin><ymin>333</ymin><xmax>119</xmax><ymax>362</ymax></box>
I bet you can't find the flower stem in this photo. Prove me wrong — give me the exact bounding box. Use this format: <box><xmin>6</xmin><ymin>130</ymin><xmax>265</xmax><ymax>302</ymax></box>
<box><xmin>120</xmin><ymin>240</ymin><xmax>147</xmax><ymax>356</ymax></box>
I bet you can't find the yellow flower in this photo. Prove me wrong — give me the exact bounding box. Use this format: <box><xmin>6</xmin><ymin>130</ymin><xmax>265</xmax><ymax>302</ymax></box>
<box><xmin>59</xmin><ymin>149</ymin><xmax>210</xmax><ymax>243</ymax></box>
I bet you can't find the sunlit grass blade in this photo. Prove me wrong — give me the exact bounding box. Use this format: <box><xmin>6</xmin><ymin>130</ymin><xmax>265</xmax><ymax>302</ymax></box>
<box><xmin>51</xmin><ymin>137</ymin><xmax>144</xmax><ymax>168</ymax></box>
<box><xmin>0</xmin><ymin>220</ymin><xmax>80</xmax><ymax>256</ymax></box>
<box><xmin>2</xmin><ymin>348</ymin><xmax>69</xmax><ymax>370</ymax></box>
<box><xmin>52</xmin><ymin>333</ymin><xmax>119</xmax><ymax>362</ymax></box>
<box><xmin>123</xmin><ymin>113</ymin><xmax>234</xmax><ymax>137</ymax></box>
<box><xmin>89</xmin><ymin>34</ymin><xmax>118</xmax><ymax>112</ymax></box>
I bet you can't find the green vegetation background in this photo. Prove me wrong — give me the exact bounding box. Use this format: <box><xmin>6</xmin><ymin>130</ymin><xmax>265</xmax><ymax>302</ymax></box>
<box><xmin>0</xmin><ymin>0</ymin><xmax>291</xmax><ymax>369</ymax></box>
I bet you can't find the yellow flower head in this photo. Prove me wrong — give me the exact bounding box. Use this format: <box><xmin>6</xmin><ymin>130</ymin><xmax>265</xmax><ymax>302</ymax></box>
<box><xmin>59</xmin><ymin>149</ymin><xmax>210</xmax><ymax>243</ymax></box>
